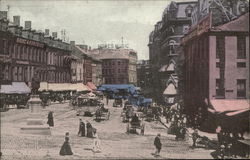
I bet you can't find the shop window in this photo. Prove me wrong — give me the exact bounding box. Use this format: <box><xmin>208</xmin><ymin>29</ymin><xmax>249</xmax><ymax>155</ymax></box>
<box><xmin>237</xmin><ymin>79</ymin><xmax>246</xmax><ymax>98</ymax></box>
<box><xmin>237</xmin><ymin>62</ymin><xmax>246</xmax><ymax>68</ymax></box>
<box><xmin>237</xmin><ymin>36</ymin><xmax>246</xmax><ymax>59</ymax></box>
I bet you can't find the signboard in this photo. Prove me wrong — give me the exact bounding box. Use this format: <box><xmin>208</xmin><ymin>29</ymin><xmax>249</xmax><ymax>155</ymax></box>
<box><xmin>16</xmin><ymin>60</ymin><xmax>29</xmax><ymax>65</ymax></box>
<box><xmin>16</xmin><ymin>37</ymin><xmax>45</xmax><ymax>48</ymax></box>
<box><xmin>182</xmin><ymin>13</ymin><xmax>211</xmax><ymax>44</ymax></box>
<box><xmin>197</xmin><ymin>13</ymin><xmax>211</xmax><ymax>36</ymax></box>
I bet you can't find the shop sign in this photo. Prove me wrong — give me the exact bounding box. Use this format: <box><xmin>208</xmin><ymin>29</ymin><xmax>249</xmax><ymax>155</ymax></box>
<box><xmin>16</xmin><ymin>37</ymin><xmax>45</xmax><ymax>48</ymax></box>
<box><xmin>182</xmin><ymin>13</ymin><xmax>211</xmax><ymax>44</ymax></box>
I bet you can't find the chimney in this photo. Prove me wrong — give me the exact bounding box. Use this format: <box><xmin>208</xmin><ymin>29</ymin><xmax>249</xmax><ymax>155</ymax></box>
<box><xmin>70</xmin><ymin>41</ymin><xmax>75</xmax><ymax>46</ymax></box>
<box><xmin>52</xmin><ymin>32</ymin><xmax>57</xmax><ymax>38</ymax></box>
<box><xmin>13</xmin><ymin>16</ymin><xmax>20</xmax><ymax>26</ymax></box>
<box><xmin>45</xmin><ymin>29</ymin><xmax>49</xmax><ymax>36</ymax></box>
<box><xmin>0</xmin><ymin>11</ymin><xmax>8</xmax><ymax>20</ymax></box>
<box><xmin>24</xmin><ymin>21</ymin><xmax>31</xmax><ymax>29</ymax></box>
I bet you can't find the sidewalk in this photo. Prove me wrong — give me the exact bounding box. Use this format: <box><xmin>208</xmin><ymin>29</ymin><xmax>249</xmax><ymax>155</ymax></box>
<box><xmin>158</xmin><ymin>116</ymin><xmax>218</xmax><ymax>140</ymax></box>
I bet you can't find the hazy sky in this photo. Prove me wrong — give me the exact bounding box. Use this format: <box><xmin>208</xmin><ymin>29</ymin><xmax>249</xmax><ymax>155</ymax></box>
<box><xmin>0</xmin><ymin>0</ymin><xmax>187</xmax><ymax>60</ymax></box>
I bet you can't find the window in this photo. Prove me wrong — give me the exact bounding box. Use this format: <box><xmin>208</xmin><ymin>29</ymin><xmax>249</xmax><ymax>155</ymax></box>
<box><xmin>237</xmin><ymin>36</ymin><xmax>246</xmax><ymax>59</ymax></box>
<box><xmin>118</xmin><ymin>61</ymin><xmax>121</xmax><ymax>65</ymax></box>
<box><xmin>216</xmin><ymin>62</ymin><xmax>220</xmax><ymax>68</ymax></box>
<box><xmin>216</xmin><ymin>36</ymin><xmax>225</xmax><ymax>59</ymax></box>
<box><xmin>118</xmin><ymin>69</ymin><xmax>120</xmax><ymax>73</ymax></box>
<box><xmin>237</xmin><ymin>62</ymin><xmax>246</xmax><ymax>68</ymax></box>
<box><xmin>216</xmin><ymin>79</ymin><xmax>225</xmax><ymax>97</ymax></box>
<box><xmin>237</xmin><ymin>79</ymin><xmax>246</xmax><ymax>98</ymax></box>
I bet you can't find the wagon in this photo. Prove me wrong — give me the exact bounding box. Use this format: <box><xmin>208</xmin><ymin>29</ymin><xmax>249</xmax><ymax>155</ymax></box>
<box><xmin>76</xmin><ymin>96</ymin><xmax>99</xmax><ymax>116</ymax></box>
<box><xmin>95</xmin><ymin>106</ymin><xmax>110</xmax><ymax>121</ymax></box>
<box><xmin>126</xmin><ymin>115</ymin><xmax>145</xmax><ymax>135</ymax></box>
<box><xmin>121</xmin><ymin>105</ymin><xmax>134</xmax><ymax>122</ymax></box>
<box><xmin>113</xmin><ymin>98</ymin><xmax>123</xmax><ymax>107</ymax></box>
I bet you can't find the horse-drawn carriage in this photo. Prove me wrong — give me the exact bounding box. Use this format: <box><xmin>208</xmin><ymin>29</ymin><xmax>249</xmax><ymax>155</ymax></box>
<box><xmin>75</xmin><ymin>95</ymin><xmax>101</xmax><ymax>116</ymax></box>
<box><xmin>95</xmin><ymin>106</ymin><xmax>110</xmax><ymax>121</ymax></box>
<box><xmin>121</xmin><ymin>105</ymin><xmax>134</xmax><ymax>122</ymax></box>
<box><xmin>126</xmin><ymin>113</ymin><xmax>145</xmax><ymax>135</ymax></box>
<box><xmin>113</xmin><ymin>98</ymin><xmax>123</xmax><ymax>107</ymax></box>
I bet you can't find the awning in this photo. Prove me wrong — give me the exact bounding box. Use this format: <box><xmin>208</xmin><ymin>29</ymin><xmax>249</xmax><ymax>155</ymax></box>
<box><xmin>163</xmin><ymin>83</ymin><xmax>177</xmax><ymax>95</ymax></box>
<box><xmin>39</xmin><ymin>82</ymin><xmax>48</xmax><ymax>91</ymax></box>
<box><xmin>87</xmin><ymin>82</ymin><xmax>97</xmax><ymax>91</ymax></box>
<box><xmin>71</xmin><ymin>83</ymin><xmax>89</xmax><ymax>92</ymax></box>
<box><xmin>209</xmin><ymin>99</ymin><xmax>249</xmax><ymax>113</ymax></box>
<box><xmin>0</xmin><ymin>82</ymin><xmax>31</xmax><ymax>94</ymax></box>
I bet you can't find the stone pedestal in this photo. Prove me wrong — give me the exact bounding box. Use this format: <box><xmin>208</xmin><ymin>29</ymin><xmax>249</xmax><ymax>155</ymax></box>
<box><xmin>20</xmin><ymin>95</ymin><xmax>51</xmax><ymax>135</ymax></box>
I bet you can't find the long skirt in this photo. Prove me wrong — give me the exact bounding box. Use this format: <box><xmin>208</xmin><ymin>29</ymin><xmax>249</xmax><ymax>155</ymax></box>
<box><xmin>59</xmin><ymin>142</ymin><xmax>73</xmax><ymax>156</ymax></box>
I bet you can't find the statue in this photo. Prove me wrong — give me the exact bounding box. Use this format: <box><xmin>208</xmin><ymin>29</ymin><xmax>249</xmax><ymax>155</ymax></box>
<box><xmin>31</xmin><ymin>73</ymin><xmax>40</xmax><ymax>95</ymax></box>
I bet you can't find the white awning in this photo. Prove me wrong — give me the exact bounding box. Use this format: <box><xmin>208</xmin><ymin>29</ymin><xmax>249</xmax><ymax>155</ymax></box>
<box><xmin>159</xmin><ymin>64</ymin><xmax>168</xmax><ymax>72</ymax></box>
<box><xmin>163</xmin><ymin>83</ymin><xmax>177</xmax><ymax>95</ymax></box>
<box><xmin>208</xmin><ymin>99</ymin><xmax>250</xmax><ymax>114</ymax></box>
<box><xmin>0</xmin><ymin>82</ymin><xmax>31</xmax><ymax>94</ymax></box>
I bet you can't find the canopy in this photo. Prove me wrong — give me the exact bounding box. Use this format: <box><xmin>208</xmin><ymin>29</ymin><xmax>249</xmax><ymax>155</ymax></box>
<box><xmin>98</xmin><ymin>84</ymin><xmax>137</xmax><ymax>95</ymax></box>
<box><xmin>163</xmin><ymin>83</ymin><xmax>177</xmax><ymax>95</ymax></box>
<box><xmin>208</xmin><ymin>99</ymin><xmax>250</xmax><ymax>114</ymax></box>
<box><xmin>87</xmin><ymin>82</ymin><xmax>97</xmax><ymax>91</ymax></box>
<box><xmin>0</xmin><ymin>82</ymin><xmax>31</xmax><ymax>94</ymax></box>
<box><xmin>38</xmin><ymin>82</ymin><xmax>89</xmax><ymax>92</ymax></box>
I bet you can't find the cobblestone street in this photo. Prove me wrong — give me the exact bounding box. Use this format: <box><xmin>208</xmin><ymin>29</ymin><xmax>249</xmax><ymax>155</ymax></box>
<box><xmin>1</xmin><ymin>100</ymin><xmax>214</xmax><ymax>159</ymax></box>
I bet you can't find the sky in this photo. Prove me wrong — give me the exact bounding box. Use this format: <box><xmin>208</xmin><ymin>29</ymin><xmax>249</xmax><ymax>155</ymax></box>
<box><xmin>0</xmin><ymin>0</ymin><xmax>188</xmax><ymax>60</ymax></box>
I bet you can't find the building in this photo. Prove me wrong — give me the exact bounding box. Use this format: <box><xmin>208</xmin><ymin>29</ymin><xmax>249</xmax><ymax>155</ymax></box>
<box><xmin>136</xmin><ymin>60</ymin><xmax>152</xmax><ymax>97</ymax></box>
<box><xmin>182</xmin><ymin>9</ymin><xmax>249</xmax><ymax>130</ymax></box>
<box><xmin>0</xmin><ymin>13</ymin><xmax>72</xmax><ymax>86</ymax></box>
<box><xmin>148</xmin><ymin>1</ymin><xmax>197</xmax><ymax>104</ymax></box>
<box><xmin>90</xmin><ymin>48</ymin><xmax>137</xmax><ymax>85</ymax></box>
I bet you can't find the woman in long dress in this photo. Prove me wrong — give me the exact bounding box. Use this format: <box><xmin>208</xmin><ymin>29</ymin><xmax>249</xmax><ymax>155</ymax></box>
<box><xmin>59</xmin><ymin>132</ymin><xmax>73</xmax><ymax>156</ymax></box>
<box><xmin>92</xmin><ymin>130</ymin><xmax>102</xmax><ymax>153</ymax></box>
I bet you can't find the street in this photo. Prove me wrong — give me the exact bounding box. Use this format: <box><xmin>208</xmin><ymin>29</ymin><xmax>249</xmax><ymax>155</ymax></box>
<box><xmin>1</xmin><ymin>99</ymin><xmax>214</xmax><ymax>160</ymax></box>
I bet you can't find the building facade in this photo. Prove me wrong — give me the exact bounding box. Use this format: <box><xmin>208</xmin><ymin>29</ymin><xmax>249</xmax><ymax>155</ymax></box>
<box><xmin>182</xmin><ymin>7</ymin><xmax>249</xmax><ymax>128</ymax></box>
<box><xmin>136</xmin><ymin>60</ymin><xmax>152</xmax><ymax>96</ymax></box>
<box><xmin>0</xmin><ymin>13</ymin><xmax>71</xmax><ymax>86</ymax></box>
<box><xmin>148</xmin><ymin>1</ymin><xmax>197</xmax><ymax>104</ymax></box>
<box><xmin>89</xmin><ymin>48</ymin><xmax>137</xmax><ymax>85</ymax></box>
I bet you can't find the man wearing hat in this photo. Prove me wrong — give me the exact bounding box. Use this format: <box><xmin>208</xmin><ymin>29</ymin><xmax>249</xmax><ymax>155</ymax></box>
<box><xmin>154</xmin><ymin>133</ymin><xmax>162</xmax><ymax>156</ymax></box>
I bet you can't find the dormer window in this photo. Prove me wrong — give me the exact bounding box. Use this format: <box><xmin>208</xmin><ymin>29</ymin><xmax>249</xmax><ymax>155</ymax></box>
<box><xmin>185</xmin><ymin>5</ymin><xmax>193</xmax><ymax>17</ymax></box>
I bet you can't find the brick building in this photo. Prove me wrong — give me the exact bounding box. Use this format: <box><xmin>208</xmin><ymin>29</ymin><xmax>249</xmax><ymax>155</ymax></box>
<box><xmin>90</xmin><ymin>48</ymin><xmax>137</xmax><ymax>85</ymax></box>
<box><xmin>136</xmin><ymin>60</ymin><xmax>152</xmax><ymax>96</ymax></box>
<box><xmin>182</xmin><ymin>7</ymin><xmax>249</xmax><ymax>129</ymax></box>
<box><xmin>0</xmin><ymin>13</ymin><xmax>71</xmax><ymax>86</ymax></box>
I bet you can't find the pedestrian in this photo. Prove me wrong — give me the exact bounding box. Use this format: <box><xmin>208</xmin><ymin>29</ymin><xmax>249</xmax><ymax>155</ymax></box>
<box><xmin>106</xmin><ymin>96</ymin><xmax>109</xmax><ymax>105</ymax></box>
<box><xmin>86</xmin><ymin>121</ymin><xmax>93</xmax><ymax>138</ymax></box>
<box><xmin>47</xmin><ymin>111</ymin><xmax>54</xmax><ymax>127</ymax></box>
<box><xmin>92</xmin><ymin>129</ymin><xmax>102</xmax><ymax>153</ymax></box>
<box><xmin>59</xmin><ymin>132</ymin><xmax>73</xmax><ymax>156</ymax></box>
<box><xmin>78</xmin><ymin>119</ymin><xmax>85</xmax><ymax>137</ymax></box>
<box><xmin>192</xmin><ymin>129</ymin><xmax>199</xmax><ymax>147</ymax></box>
<box><xmin>154</xmin><ymin>133</ymin><xmax>162</xmax><ymax>156</ymax></box>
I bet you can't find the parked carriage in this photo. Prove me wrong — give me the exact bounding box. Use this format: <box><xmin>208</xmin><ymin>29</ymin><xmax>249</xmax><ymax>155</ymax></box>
<box><xmin>121</xmin><ymin>105</ymin><xmax>134</xmax><ymax>122</ymax></box>
<box><xmin>126</xmin><ymin>114</ymin><xmax>145</xmax><ymax>135</ymax></box>
<box><xmin>0</xmin><ymin>82</ymin><xmax>31</xmax><ymax>110</ymax></box>
<box><xmin>76</xmin><ymin>95</ymin><xmax>100</xmax><ymax>116</ymax></box>
<box><xmin>113</xmin><ymin>98</ymin><xmax>123</xmax><ymax>107</ymax></box>
<box><xmin>95</xmin><ymin>106</ymin><xmax>110</xmax><ymax>121</ymax></box>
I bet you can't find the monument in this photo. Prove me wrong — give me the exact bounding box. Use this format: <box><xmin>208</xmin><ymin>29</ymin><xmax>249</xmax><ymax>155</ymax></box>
<box><xmin>20</xmin><ymin>73</ymin><xmax>51</xmax><ymax>135</ymax></box>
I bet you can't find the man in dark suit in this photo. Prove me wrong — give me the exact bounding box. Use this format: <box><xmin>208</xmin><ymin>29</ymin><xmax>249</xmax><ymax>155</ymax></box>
<box><xmin>154</xmin><ymin>133</ymin><xmax>162</xmax><ymax>156</ymax></box>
